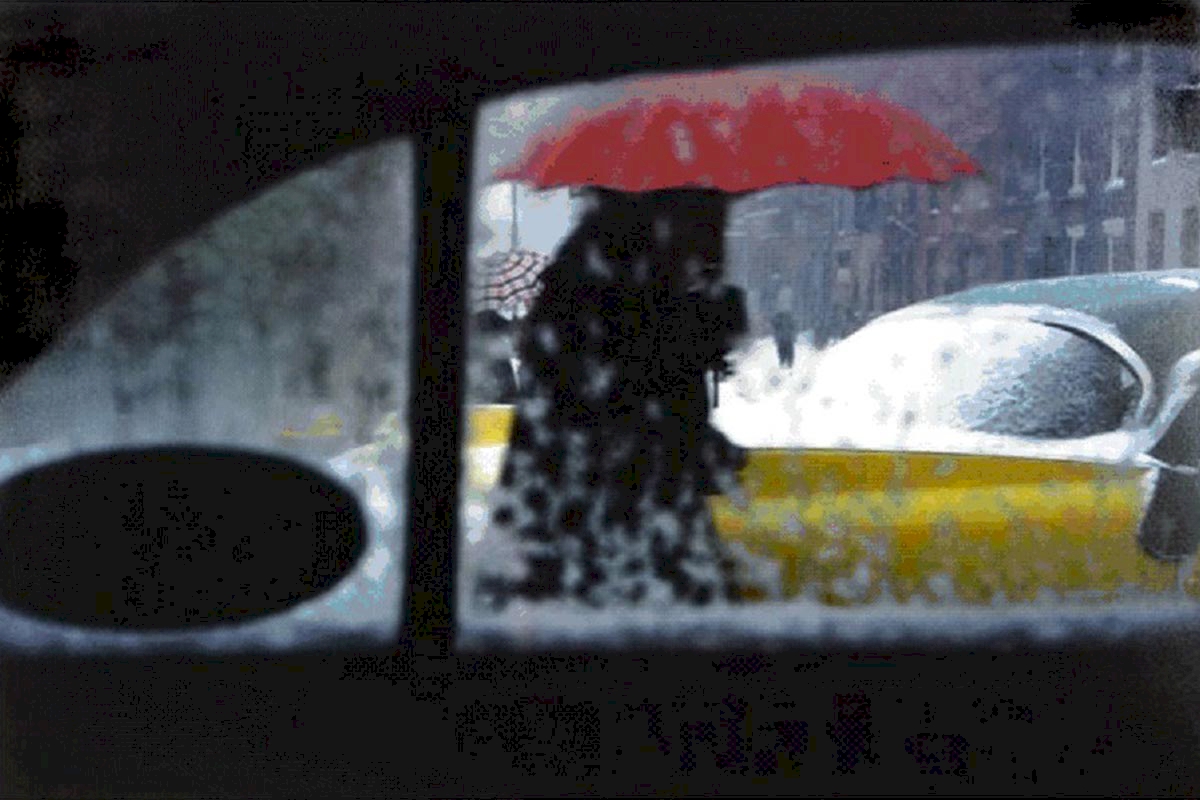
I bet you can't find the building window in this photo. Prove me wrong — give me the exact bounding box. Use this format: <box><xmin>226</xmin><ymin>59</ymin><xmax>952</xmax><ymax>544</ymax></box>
<box><xmin>1183</xmin><ymin>206</ymin><xmax>1200</xmax><ymax>268</ymax></box>
<box><xmin>924</xmin><ymin>245</ymin><xmax>939</xmax><ymax>297</ymax></box>
<box><xmin>1148</xmin><ymin>210</ymin><xmax>1166</xmax><ymax>270</ymax></box>
<box><xmin>955</xmin><ymin>246</ymin><xmax>970</xmax><ymax>290</ymax></box>
<box><xmin>1107</xmin><ymin>117</ymin><xmax>1125</xmax><ymax>189</ymax></box>
<box><xmin>835</xmin><ymin>250</ymin><xmax>854</xmax><ymax>306</ymax></box>
<box><xmin>1103</xmin><ymin>217</ymin><xmax>1127</xmax><ymax>272</ymax></box>
<box><xmin>1066</xmin><ymin>224</ymin><xmax>1085</xmax><ymax>275</ymax></box>
<box><xmin>1069</xmin><ymin>128</ymin><xmax>1085</xmax><ymax>197</ymax></box>
<box><xmin>1155</xmin><ymin>89</ymin><xmax>1172</xmax><ymax>159</ymax></box>
<box><xmin>883</xmin><ymin>250</ymin><xmax>903</xmax><ymax>309</ymax></box>
<box><xmin>1043</xmin><ymin>236</ymin><xmax>1066</xmax><ymax>278</ymax></box>
<box><xmin>1025</xmin><ymin>245</ymin><xmax>1042</xmax><ymax>279</ymax></box>
<box><xmin>928</xmin><ymin>186</ymin><xmax>940</xmax><ymax>214</ymax></box>
<box><xmin>1037</xmin><ymin>130</ymin><xmax>1050</xmax><ymax>200</ymax></box>
<box><xmin>1001</xmin><ymin>238</ymin><xmax>1017</xmax><ymax>281</ymax></box>
<box><xmin>854</xmin><ymin>191</ymin><xmax>882</xmax><ymax>232</ymax></box>
<box><xmin>1154</xmin><ymin>86</ymin><xmax>1200</xmax><ymax>158</ymax></box>
<box><xmin>1002</xmin><ymin>165</ymin><xmax>1020</xmax><ymax>200</ymax></box>
<box><xmin>833</xmin><ymin>264</ymin><xmax>854</xmax><ymax>308</ymax></box>
<box><xmin>1176</xmin><ymin>85</ymin><xmax>1200</xmax><ymax>152</ymax></box>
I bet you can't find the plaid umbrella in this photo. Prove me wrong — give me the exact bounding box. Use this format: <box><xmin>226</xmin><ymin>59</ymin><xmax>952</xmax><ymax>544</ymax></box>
<box><xmin>472</xmin><ymin>249</ymin><xmax>552</xmax><ymax>321</ymax></box>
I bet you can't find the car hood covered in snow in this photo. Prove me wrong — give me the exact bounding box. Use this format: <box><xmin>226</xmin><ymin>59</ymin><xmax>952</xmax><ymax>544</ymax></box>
<box><xmin>712</xmin><ymin>273</ymin><xmax>1200</xmax><ymax>467</ymax></box>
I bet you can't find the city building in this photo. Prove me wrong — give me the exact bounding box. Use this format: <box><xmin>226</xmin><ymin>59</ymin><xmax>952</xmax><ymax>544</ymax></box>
<box><xmin>1134</xmin><ymin>43</ymin><xmax>1200</xmax><ymax>271</ymax></box>
<box><xmin>771</xmin><ymin>42</ymin><xmax>1155</xmax><ymax>341</ymax></box>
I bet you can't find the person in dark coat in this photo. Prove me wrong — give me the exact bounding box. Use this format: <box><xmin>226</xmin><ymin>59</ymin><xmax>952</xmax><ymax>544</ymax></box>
<box><xmin>771</xmin><ymin>310</ymin><xmax>797</xmax><ymax>368</ymax></box>
<box><xmin>475</xmin><ymin>187</ymin><xmax>748</xmax><ymax>608</ymax></box>
<box><xmin>701</xmin><ymin>281</ymin><xmax>747</xmax><ymax>409</ymax></box>
<box><xmin>473</xmin><ymin>310</ymin><xmax>520</xmax><ymax>404</ymax></box>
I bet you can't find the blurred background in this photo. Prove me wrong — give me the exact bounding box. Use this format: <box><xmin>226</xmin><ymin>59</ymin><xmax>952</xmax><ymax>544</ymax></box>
<box><xmin>473</xmin><ymin>43</ymin><xmax>1200</xmax><ymax>348</ymax></box>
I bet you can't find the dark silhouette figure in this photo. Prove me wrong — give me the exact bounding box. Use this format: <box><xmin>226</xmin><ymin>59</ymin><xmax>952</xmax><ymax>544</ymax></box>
<box><xmin>476</xmin><ymin>188</ymin><xmax>748</xmax><ymax>608</ymax></box>
<box><xmin>771</xmin><ymin>310</ymin><xmax>797</xmax><ymax>368</ymax></box>
<box><xmin>706</xmin><ymin>285</ymin><xmax>747</xmax><ymax>408</ymax></box>
<box><xmin>473</xmin><ymin>310</ymin><xmax>520</xmax><ymax>404</ymax></box>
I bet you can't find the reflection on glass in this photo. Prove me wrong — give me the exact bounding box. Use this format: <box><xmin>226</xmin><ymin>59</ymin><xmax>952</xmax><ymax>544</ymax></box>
<box><xmin>461</xmin><ymin>43</ymin><xmax>1200</xmax><ymax>648</ymax></box>
<box><xmin>0</xmin><ymin>141</ymin><xmax>413</xmax><ymax>652</ymax></box>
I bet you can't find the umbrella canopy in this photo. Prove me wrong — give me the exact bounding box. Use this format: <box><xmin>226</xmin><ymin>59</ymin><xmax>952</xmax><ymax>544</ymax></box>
<box><xmin>494</xmin><ymin>69</ymin><xmax>981</xmax><ymax>193</ymax></box>
<box><xmin>471</xmin><ymin>249</ymin><xmax>552</xmax><ymax>321</ymax></box>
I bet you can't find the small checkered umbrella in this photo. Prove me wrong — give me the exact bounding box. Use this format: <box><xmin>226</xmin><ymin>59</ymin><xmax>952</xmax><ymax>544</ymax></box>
<box><xmin>472</xmin><ymin>249</ymin><xmax>552</xmax><ymax>321</ymax></box>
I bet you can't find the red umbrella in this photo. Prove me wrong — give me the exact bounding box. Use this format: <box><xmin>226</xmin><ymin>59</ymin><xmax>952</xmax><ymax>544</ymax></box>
<box><xmin>494</xmin><ymin>69</ymin><xmax>981</xmax><ymax>193</ymax></box>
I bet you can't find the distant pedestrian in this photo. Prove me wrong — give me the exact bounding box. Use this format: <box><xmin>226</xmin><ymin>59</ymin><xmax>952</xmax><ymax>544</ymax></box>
<box><xmin>771</xmin><ymin>310</ymin><xmax>797</xmax><ymax>368</ymax></box>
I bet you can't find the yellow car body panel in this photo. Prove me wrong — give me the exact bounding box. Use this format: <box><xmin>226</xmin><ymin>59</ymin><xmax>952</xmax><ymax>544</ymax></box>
<box><xmin>469</xmin><ymin>404</ymin><xmax>517</xmax><ymax>447</ymax></box>
<box><xmin>281</xmin><ymin>412</ymin><xmax>345</xmax><ymax>439</ymax></box>
<box><xmin>465</xmin><ymin>404</ymin><xmax>1186</xmax><ymax>604</ymax></box>
<box><xmin>708</xmin><ymin>449</ymin><xmax>1169</xmax><ymax>604</ymax></box>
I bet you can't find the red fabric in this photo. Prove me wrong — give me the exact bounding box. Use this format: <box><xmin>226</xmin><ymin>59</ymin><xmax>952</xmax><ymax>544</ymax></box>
<box><xmin>494</xmin><ymin>71</ymin><xmax>981</xmax><ymax>193</ymax></box>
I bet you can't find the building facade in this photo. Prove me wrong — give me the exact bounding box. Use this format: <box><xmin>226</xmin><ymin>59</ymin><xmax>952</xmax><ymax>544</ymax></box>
<box><xmin>1134</xmin><ymin>44</ymin><xmax>1200</xmax><ymax>272</ymax></box>
<box><xmin>728</xmin><ymin>42</ymin><xmax>1164</xmax><ymax>343</ymax></box>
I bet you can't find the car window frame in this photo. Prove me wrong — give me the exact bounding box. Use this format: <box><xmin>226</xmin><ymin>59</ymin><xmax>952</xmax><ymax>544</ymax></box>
<box><xmin>432</xmin><ymin>48</ymin><xmax>1200</xmax><ymax>655</ymax></box>
<box><xmin>1</xmin><ymin>3</ymin><xmax>1195</xmax><ymax>660</ymax></box>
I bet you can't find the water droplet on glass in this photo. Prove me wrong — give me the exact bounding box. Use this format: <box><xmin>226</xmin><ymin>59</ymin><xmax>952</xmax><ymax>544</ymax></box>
<box><xmin>669</xmin><ymin>121</ymin><xmax>696</xmax><ymax>164</ymax></box>
<box><xmin>934</xmin><ymin>458</ymin><xmax>958</xmax><ymax>477</ymax></box>
<box><xmin>928</xmin><ymin>572</ymin><xmax>956</xmax><ymax>604</ymax></box>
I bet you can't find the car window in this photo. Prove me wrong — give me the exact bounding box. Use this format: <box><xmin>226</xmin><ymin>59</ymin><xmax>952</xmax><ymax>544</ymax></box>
<box><xmin>0</xmin><ymin>141</ymin><xmax>413</xmax><ymax>652</ymax></box>
<box><xmin>456</xmin><ymin>42</ymin><xmax>1200</xmax><ymax>650</ymax></box>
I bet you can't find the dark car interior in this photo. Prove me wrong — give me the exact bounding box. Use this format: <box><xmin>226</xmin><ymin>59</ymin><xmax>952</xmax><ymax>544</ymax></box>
<box><xmin>4</xmin><ymin>3</ymin><xmax>1200</xmax><ymax>796</ymax></box>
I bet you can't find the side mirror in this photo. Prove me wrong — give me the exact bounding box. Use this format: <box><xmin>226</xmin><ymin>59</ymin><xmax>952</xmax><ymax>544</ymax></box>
<box><xmin>0</xmin><ymin>446</ymin><xmax>367</xmax><ymax>630</ymax></box>
<box><xmin>1138</xmin><ymin>348</ymin><xmax>1200</xmax><ymax>562</ymax></box>
<box><xmin>1143</xmin><ymin>348</ymin><xmax>1200</xmax><ymax>452</ymax></box>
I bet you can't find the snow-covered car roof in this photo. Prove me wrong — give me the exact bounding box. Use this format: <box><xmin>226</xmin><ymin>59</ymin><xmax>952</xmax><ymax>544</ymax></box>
<box><xmin>930</xmin><ymin>269</ymin><xmax>1200</xmax><ymax>383</ymax></box>
<box><xmin>712</xmin><ymin>295</ymin><xmax>1187</xmax><ymax>468</ymax></box>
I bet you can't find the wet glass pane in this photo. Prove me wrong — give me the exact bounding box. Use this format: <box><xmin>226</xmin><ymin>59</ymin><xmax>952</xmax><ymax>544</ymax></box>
<box><xmin>0</xmin><ymin>141</ymin><xmax>412</xmax><ymax>652</ymax></box>
<box><xmin>460</xmin><ymin>44</ymin><xmax>1200</xmax><ymax>650</ymax></box>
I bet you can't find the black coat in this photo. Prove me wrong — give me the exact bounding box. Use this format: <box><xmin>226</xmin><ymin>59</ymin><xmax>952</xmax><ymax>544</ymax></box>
<box><xmin>771</xmin><ymin>311</ymin><xmax>797</xmax><ymax>344</ymax></box>
<box><xmin>477</xmin><ymin>197</ymin><xmax>748</xmax><ymax>608</ymax></box>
